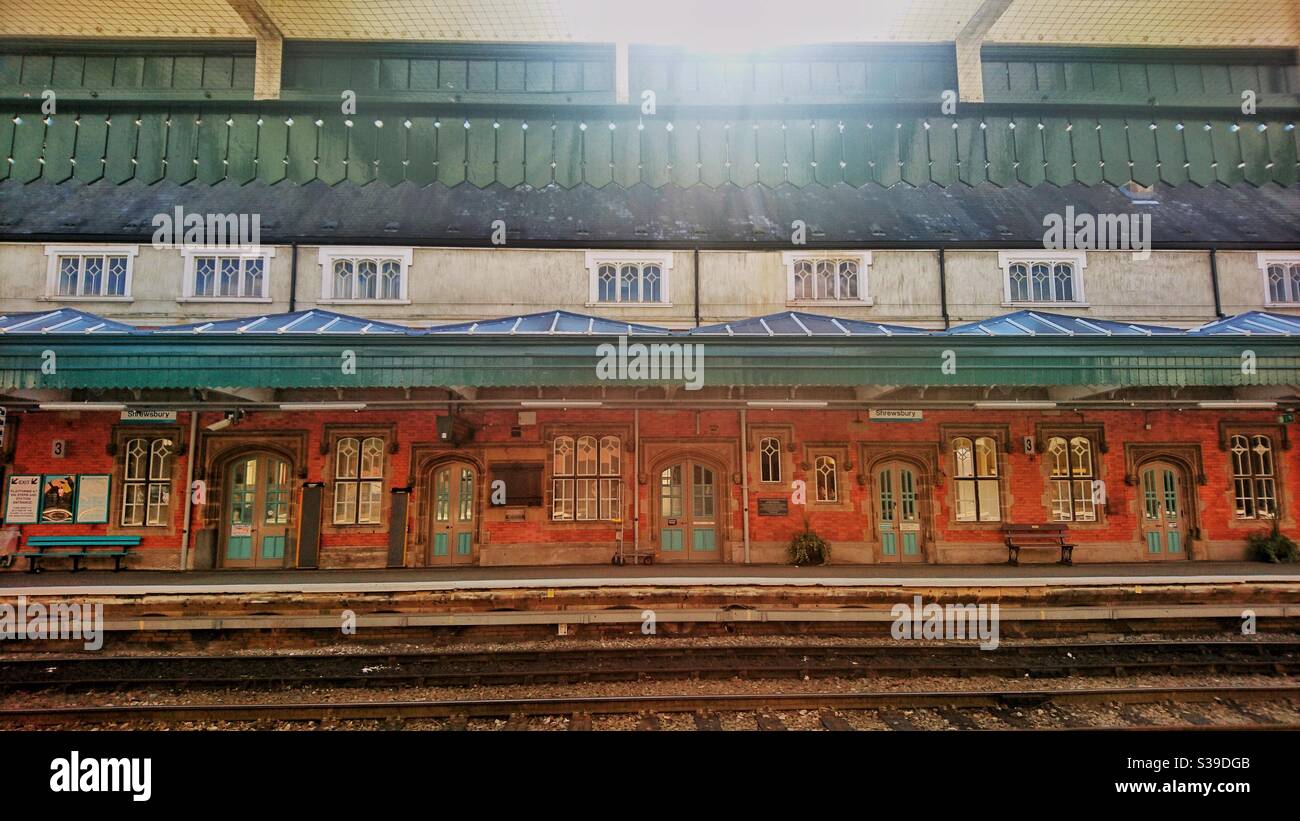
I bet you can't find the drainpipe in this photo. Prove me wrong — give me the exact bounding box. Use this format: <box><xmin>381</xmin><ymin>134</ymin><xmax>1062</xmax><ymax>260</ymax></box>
<box><xmin>633</xmin><ymin>408</ymin><xmax>640</xmax><ymax>551</ymax></box>
<box><xmin>1209</xmin><ymin>246</ymin><xmax>1225</xmax><ymax>318</ymax></box>
<box><xmin>938</xmin><ymin>248</ymin><xmax>950</xmax><ymax>330</ymax></box>
<box><xmin>693</xmin><ymin>247</ymin><xmax>701</xmax><ymax>327</ymax></box>
<box><xmin>288</xmin><ymin>242</ymin><xmax>299</xmax><ymax>313</ymax></box>
<box><xmin>740</xmin><ymin>408</ymin><xmax>751</xmax><ymax>564</ymax></box>
<box><xmin>179</xmin><ymin>410</ymin><xmax>199</xmax><ymax>570</ymax></box>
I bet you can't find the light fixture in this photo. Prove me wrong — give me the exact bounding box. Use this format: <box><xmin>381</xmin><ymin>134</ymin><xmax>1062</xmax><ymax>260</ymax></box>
<box><xmin>745</xmin><ymin>401</ymin><xmax>829</xmax><ymax>408</ymax></box>
<box><xmin>1196</xmin><ymin>401</ymin><xmax>1277</xmax><ymax>409</ymax></box>
<box><xmin>519</xmin><ymin>400</ymin><xmax>604</xmax><ymax>408</ymax></box>
<box><xmin>205</xmin><ymin>408</ymin><xmax>247</xmax><ymax>431</ymax></box>
<box><xmin>278</xmin><ymin>402</ymin><xmax>368</xmax><ymax>411</ymax></box>
<box><xmin>38</xmin><ymin>402</ymin><xmax>127</xmax><ymax>412</ymax></box>
<box><xmin>973</xmin><ymin>401</ymin><xmax>1058</xmax><ymax>410</ymax></box>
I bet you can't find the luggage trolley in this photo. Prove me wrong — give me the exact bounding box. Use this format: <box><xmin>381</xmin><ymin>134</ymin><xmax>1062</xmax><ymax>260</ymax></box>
<box><xmin>611</xmin><ymin>498</ymin><xmax>653</xmax><ymax>565</ymax></box>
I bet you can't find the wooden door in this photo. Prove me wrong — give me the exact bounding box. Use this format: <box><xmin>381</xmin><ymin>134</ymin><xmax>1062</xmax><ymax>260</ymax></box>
<box><xmin>658</xmin><ymin>460</ymin><xmax>720</xmax><ymax>560</ymax></box>
<box><xmin>1140</xmin><ymin>461</ymin><xmax>1188</xmax><ymax>560</ymax></box>
<box><xmin>222</xmin><ymin>453</ymin><xmax>292</xmax><ymax>569</ymax></box>
<box><xmin>430</xmin><ymin>461</ymin><xmax>477</xmax><ymax>565</ymax></box>
<box><xmin>877</xmin><ymin>461</ymin><xmax>924</xmax><ymax>563</ymax></box>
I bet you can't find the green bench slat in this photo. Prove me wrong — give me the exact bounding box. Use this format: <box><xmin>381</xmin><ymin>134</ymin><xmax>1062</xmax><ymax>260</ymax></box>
<box><xmin>26</xmin><ymin>537</ymin><xmax>141</xmax><ymax>546</ymax></box>
<box><xmin>18</xmin><ymin>550</ymin><xmax>86</xmax><ymax>557</ymax></box>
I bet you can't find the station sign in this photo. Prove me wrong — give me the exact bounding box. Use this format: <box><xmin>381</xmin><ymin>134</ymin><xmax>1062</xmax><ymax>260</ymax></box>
<box><xmin>868</xmin><ymin>409</ymin><xmax>923</xmax><ymax>422</ymax></box>
<box><xmin>121</xmin><ymin>410</ymin><xmax>178</xmax><ymax>423</ymax></box>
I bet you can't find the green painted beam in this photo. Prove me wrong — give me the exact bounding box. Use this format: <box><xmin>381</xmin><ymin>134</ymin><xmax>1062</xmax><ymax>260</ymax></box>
<box><xmin>1</xmin><ymin>337</ymin><xmax>1297</xmax><ymax>391</ymax></box>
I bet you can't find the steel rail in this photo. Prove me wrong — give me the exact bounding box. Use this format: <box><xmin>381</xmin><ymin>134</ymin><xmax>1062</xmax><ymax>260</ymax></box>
<box><xmin>3</xmin><ymin>684</ymin><xmax>1299</xmax><ymax>726</ymax></box>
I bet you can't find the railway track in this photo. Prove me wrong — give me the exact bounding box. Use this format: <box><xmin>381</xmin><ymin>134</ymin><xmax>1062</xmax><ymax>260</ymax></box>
<box><xmin>3</xmin><ymin>685</ymin><xmax>1299</xmax><ymax>730</ymax></box>
<box><xmin>2</xmin><ymin>639</ymin><xmax>1298</xmax><ymax>691</ymax></box>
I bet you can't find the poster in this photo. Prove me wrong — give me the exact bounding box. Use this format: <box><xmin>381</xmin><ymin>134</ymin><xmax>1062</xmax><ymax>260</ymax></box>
<box><xmin>4</xmin><ymin>475</ymin><xmax>40</xmax><ymax>524</ymax></box>
<box><xmin>75</xmin><ymin>475</ymin><xmax>111</xmax><ymax>524</ymax></box>
<box><xmin>39</xmin><ymin>475</ymin><xmax>76</xmax><ymax>523</ymax></box>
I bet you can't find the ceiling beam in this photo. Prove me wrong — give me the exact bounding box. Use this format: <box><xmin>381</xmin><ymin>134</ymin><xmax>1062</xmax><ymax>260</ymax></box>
<box><xmin>956</xmin><ymin>0</ymin><xmax>1014</xmax><ymax>103</ymax></box>
<box><xmin>226</xmin><ymin>0</ymin><xmax>283</xmax><ymax>100</ymax></box>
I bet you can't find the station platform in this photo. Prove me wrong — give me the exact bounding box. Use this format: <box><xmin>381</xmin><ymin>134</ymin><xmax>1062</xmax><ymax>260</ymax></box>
<box><xmin>2</xmin><ymin>561</ymin><xmax>1299</xmax><ymax>596</ymax></box>
<box><xmin>0</xmin><ymin>563</ymin><xmax>1297</xmax><ymax>644</ymax></box>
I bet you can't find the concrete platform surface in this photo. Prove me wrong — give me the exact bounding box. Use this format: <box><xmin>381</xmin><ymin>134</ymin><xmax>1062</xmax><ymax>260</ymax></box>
<box><xmin>2</xmin><ymin>561</ymin><xmax>1298</xmax><ymax>596</ymax></box>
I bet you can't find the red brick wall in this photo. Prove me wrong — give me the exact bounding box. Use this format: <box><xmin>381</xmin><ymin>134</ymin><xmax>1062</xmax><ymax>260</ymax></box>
<box><xmin>2</xmin><ymin>406</ymin><xmax>1294</xmax><ymax>568</ymax></box>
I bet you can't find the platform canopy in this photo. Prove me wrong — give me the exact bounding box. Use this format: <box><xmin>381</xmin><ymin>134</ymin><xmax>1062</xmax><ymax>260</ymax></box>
<box><xmin>1</xmin><ymin>308</ymin><xmax>1299</xmax><ymax>393</ymax></box>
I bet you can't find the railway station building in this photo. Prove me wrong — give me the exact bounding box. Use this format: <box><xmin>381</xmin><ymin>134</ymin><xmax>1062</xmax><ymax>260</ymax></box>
<box><xmin>0</xmin><ymin>2</ymin><xmax>1298</xmax><ymax>570</ymax></box>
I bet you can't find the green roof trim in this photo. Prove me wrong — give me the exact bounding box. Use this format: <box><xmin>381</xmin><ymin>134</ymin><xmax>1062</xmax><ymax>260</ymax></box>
<box><xmin>2</xmin><ymin>336</ymin><xmax>1298</xmax><ymax>391</ymax></box>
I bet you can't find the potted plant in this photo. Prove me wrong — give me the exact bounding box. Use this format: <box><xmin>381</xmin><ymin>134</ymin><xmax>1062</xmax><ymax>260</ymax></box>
<box><xmin>789</xmin><ymin>517</ymin><xmax>830</xmax><ymax>566</ymax></box>
<box><xmin>1247</xmin><ymin>520</ymin><xmax>1299</xmax><ymax>563</ymax></box>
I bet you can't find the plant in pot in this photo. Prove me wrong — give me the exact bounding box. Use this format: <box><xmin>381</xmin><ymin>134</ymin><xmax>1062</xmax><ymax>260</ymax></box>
<box><xmin>789</xmin><ymin>517</ymin><xmax>830</xmax><ymax>566</ymax></box>
<box><xmin>1247</xmin><ymin>520</ymin><xmax>1299</xmax><ymax>563</ymax></box>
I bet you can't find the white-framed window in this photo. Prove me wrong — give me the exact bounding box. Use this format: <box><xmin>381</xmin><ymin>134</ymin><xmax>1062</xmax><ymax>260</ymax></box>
<box><xmin>783</xmin><ymin>252</ymin><xmax>872</xmax><ymax>305</ymax></box>
<box><xmin>1258</xmin><ymin>253</ymin><xmax>1300</xmax><ymax>306</ymax></box>
<box><xmin>121</xmin><ymin>436</ymin><xmax>173</xmax><ymax>526</ymax></box>
<box><xmin>952</xmin><ymin>436</ymin><xmax>1001</xmax><ymax>522</ymax></box>
<box><xmin>998</xmin><ymin>251</ymin><xmax>1087</xmax><ymax>307</ymax></box>
<box><xmin>181</xmin><ymin>246</ymin><xmax>276</xmax><ymax>302</ymax></box>
<box><xmin>585</xmin><ymin>251</ymin><xmax>673</xmax><ymax>306</ymax></box>
<box><xmin>1046</xmin><ymin>436</ymin><xmax>1098</xmax><ymax>522</ymax></box>
<box><xmin>1230</xmin><ymin>434</ymin><xmax>1278</xmax><ymax>520</ymax></box>
<box><xmin>43</xmin><ymin>245</ymin><xmax>138</xmax><ymax>300</ymax></box>
<box><xmin>318</xmin><ymin>246</ymin><xmax>413</xmax><ymax>304</ymax></box>
<box><xmin>551</xmin><ymin>435</ymin><xmax>622</xmax><ymax>521</ymax></box>
<box><xmin>814</xmin><ymin>455</ymin><xmax>838</xmax><ymax>502</ymax></box>
<box><xmin>333</xmin><ymin>436</ymin><xmax>385</xmax><ymax>525</ymax></box>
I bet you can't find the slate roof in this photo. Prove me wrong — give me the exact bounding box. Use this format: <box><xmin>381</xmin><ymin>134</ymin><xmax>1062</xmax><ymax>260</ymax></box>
<box><xmin>2</xmin><ymin>178</ymin><xmax>1298</xmax><ymax>247</ymax></box>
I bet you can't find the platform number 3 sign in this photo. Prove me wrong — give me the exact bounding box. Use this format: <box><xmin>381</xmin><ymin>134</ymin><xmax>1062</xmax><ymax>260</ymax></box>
<box><xmin>51</xmin><ymin>439</ymin><xmax>66</xmax><ymax>458</ymax></box>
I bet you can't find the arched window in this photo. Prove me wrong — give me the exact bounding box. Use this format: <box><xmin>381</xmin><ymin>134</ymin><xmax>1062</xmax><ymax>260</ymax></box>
<box><xmin>121</xmin><ymin>437</ymin><xmax>173</xmax><ymax>526</ymax></box>
<box><xmin>1231</xmin><ymin>434</ymin><xmax>1277</xmax><ymax>519</ymax></box>
<box><xmin>334</xmin><ymin>436</ymin><xmax>384</xmax><ymax>524</ymax></box>
<box><xmin>953</xmin><ymin>436</ymin><xmax>1000</xmax><ymax>522</ymax></box>
<box><xmin>815</xmin><ymin>455</ymin><xmax>837</xmax><ymax>502</ymax></box>
<box><xmin>759</xmin><ymin>437</ymin><xmax>782</xmax><ymax>483</ymax></box>
<box><xmin>1047</xmin><ymin>436</ymin><xmax>1097</xmax><ymax>521</ymax></box>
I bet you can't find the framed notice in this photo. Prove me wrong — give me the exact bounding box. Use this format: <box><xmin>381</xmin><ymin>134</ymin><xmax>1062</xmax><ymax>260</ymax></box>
<box><xmin>3</xmin><ymin>475</ymin><xmax>41</xmax><ymax>524</ymax></box>
<box><xmin>39</xmin><ymin>475</ymin><xmax>76</xmax><ymax>524</ymax></box>
<box><xmin>75</xmin><ymin>474</ymin><xmax>111</xmax><ymax>524</ymax></box>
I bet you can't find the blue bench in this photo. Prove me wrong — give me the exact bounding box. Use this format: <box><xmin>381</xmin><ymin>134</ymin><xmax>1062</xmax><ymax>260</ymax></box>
<box><xmin>18</xmin><ymin>535</ymin><xmax>141</xmax><ymax>573</ymax></box>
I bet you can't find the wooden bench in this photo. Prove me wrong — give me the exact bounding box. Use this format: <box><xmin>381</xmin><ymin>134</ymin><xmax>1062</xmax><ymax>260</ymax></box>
<box><xmin>17</xmin><ymin>535</ymin><xmax>141</xmax><ymax>573</ymax></box>
<box><xmin>1003</xmin><ymin>524</ymin><xmax>1074</xmax><ymax>566</ymax></box>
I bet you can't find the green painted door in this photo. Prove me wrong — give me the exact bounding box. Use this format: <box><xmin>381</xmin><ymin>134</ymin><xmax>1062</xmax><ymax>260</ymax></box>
<box><xmin>877</xmin><ymin>462</ymin><xmax>925</xmax><ymax>562</ymax></box>
<box><xmin>429</xmin><ymin>461</ymin><xmax>476</xmax><ymax>565</ymax></box>
<box><xmin>658</xmin><ymin>460</ymin><xmax>720</xmax><ymax>560</ymax></box>
<box><xmin>1140</xmin><ymin>462</ymin><xmax>1188</xmax><ymax>560</ymax></box>
<box><xmin>222</xmin><ymin>453</ymin><xmax>292</xmax><ymax>569</ymax></box>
